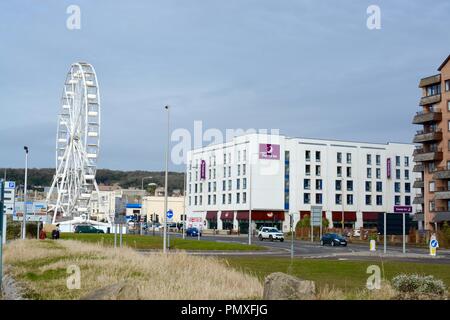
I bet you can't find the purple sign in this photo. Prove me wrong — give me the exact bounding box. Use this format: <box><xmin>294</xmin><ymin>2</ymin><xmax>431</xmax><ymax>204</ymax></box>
<box><xmin>394</xmin><ymin>206</ymin><xmax>412</xmax><ymax>213</ymax></box>
<box><xmin>259</xmin><ymin>144</ymin><xmax>280</xmax><ymax>160</ymax></box>
<box><xmin>387</xmin><ymin>158</ymin><xmax>391</xmax><ymax>179</ymax></box>
<box><xmin>200</xmin><ymin>160</ymin><xmax>206</xmax><ymax>180</ymax></box>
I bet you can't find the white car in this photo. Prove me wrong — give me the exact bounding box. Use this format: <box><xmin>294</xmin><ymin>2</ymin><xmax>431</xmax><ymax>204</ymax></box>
<box><xmin>353</xmin><ymin>229</ymin><xmax>361</xmax><ymax>237</ymax></box>
<box><xmin>258</xmin><ymin>227</ymin><xmax>284</xmax><ymax>242</ymax></box>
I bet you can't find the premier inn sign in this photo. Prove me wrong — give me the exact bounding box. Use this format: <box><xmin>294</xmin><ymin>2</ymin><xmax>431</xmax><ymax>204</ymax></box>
<box><xmin>258</xmin><ymin>143</ymin><xmax>280</xmax><ymax>160</ymax></box>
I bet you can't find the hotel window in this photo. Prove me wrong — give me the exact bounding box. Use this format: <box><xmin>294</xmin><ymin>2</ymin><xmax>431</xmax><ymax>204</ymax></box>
<box><xmin>304</xmin><ymin>179</ymin><xmax>311</xmax><ymax>190</ymax></box>
<box><xmin>395</xmin><ymin>156</ymin><xmax>400</xmax><ymax>166</ymax></box>
<box><xmin>189</xmin><ymin>184</ymin><xmax>192</xmax><ymax>193</ymax></box>
<box><xmin>376</xmin><ymin>168</ymin><xmax>381</xmax><ymax>179</ymax></box>
<box><xmin>208</xmin><ymin>182</ymin><xmax>211</xmax><ymax>192</ymax></box>
<box><xmin>365</xmin><ymin>181</ymin><xmax>371</xmax><ymax>192</ymax></box>
<box><xmin>208</xmin><ymin>195</ymin><xmax>211</xmax><ymax>205</ymax></box>
<box><xmin>222</xmin><ymin>194</ymin><xmax>226</xmax><ymax>204</ymax></box>
<box><xmin>305</xmin><ymin>150</ymin><xmax>311</xmax><ymax>161</ymax></box>
<box><xmin>213</xmin><ymin>182</ymin><xmax>217</xmax><ymax>192</ymax></box>
<box><xmin>222</xmin><ymin>180</ymin><xmax>226</xmax><ymax>191</ymax></box>
<box><xmin>236</xmin><ymin>179</ymin><xmax>240</xmax><ymax>190</ymax></box>
<box><xmin>396</xmin><ymin>169</ymin><xmax>401</xmax><ymax>180</ymax></box>
<box><xmin>228</xmin><ymin>153</ymin><xmax>231</xmax><ymax>164</ymax></box>
<box><xmin>213</xmin><ymin>169</ymin><xmax>216</xmax><ymax>179</ymax></box>
<box><xmin>238</xmin><ymin>151</ymin><xmax>241</xmax><ymax>162</ymax></box>
<box><xmin>347</xmin><ymin>180</ymin><xmax>353</xmax><ymax>191</ymax></box>
<box><xmin>347</xmin><ymin>194</ymin><xmax>353</xmax><ymax>205</ymax></box>
<box><xmin>304</xmin><ymin>193</ymin><xmax>311</xmax><ymax>204</ymax></box>
<box><xmin>228</xmin><ymin>180</ymin><xmax>232</xmax><ymax>191</ymax></box>
<box><xmin>367</xmin><ymin>168</ymin><xmax>372</xmax><ymax>178</ymax></box>
<box><xmin>194</xmin><ymin>196</ymin><xmax>197</xmax><ymax>205</ymax></box>
<box><xmin>213</xmin><ymin>156</ymin><xmax>216</xmax><ymax>166</ymax></box>
<box><xmin>337</xmin><ymin>152</ymin><xmax>342</xmax><ymax>163</ymax></box>
<box><xmin>199</xmin><ymin>196</ymin><xmax>203</xmax><ymax>205</ymax></box>
<box><xmin>236</xmin><ymin>193</ymin><xmax>240</xmax><ymax>204</ymax></box>
<box><xmin>346</xmin><ymin>167</ymin><xmax>352</xmax><ymax>178</ymax></box>
<box><xmin>405</xmin><ymin>196</ymin><xmax>411</xmax><ymax>206</ymax></box>
<box><xmin>189</xmin><ymin>197</ymin><xmax>191</xmax><ymax>206</ymax></box>
<box><xmin>305</xmin><ymin>165</ymin><xmax>311</xmax><ymax>176</ymax></box>
<box><xmin>316</xmin><ymin>179</ymin><xmax>323</xmax><ymax>190</ymax></box>
<box><xmin>346</xmin><ymin>153</ymin><xmax>352</xmax><ymax>164</ymax></box>
<box><xmin>376</xmin><ymin>155</ymin><xmax>381</xmax><ymax>166</ymax></box>
<box><xmin>237</xmin><ymin>165</ymin><xmax>241</xmax><ymax>176</ymax></box>
<box><xmin>189</xmin><ymin>172</ymin><xmax>192</xmax><ymax>182</ymax></box>
<box><xmin>315</xmin><ymin>151</ymin><xmax>321</xmax><ymax>162</ymax></box>
<box><xmin>223</xmin><ymin>153</ymin><xmax>226</xmax><ymax>164</ymax></box>
<box><xmin>208</xmin><ymin>169</ymin><xmax>211</xmax><ymax>179</ymax></box>
<box><xmin>337</xmin><ymin>166</ymin><xmax>342</xmax><ymax>177</ymax></box>
<box><xmin>228</xmin><ymin>194</ymin><xmax>232</xmax><ymax>204</ymax></box>
<box><xmin>405</xmin><ymin>183</ymin><xmax>411</xmax><ymax>193</ymax></box>
<box><xmin>243</xmin><ymin>150</ymin><xmax>246</xmax><ymax>161</ymax></box>
<box><xmin>335</xmin><ymin>180</ymin><xmax>342</xmax><ymax>191</ymax></box>
<box><xmin>223</xmin><ymin>167</ymin><xmax>226</xmax><ymax>177</ymax></box>
<box><xmin>199</xmin><ymin>184</ymin><xmax>203</xmax><ymax>192</ymax></box>
<box><xmin>404</xmin><ymin>156</ymin><xmax>409</xmax><ymax>167</ymax></box>
<box><xmin>404</xmin><ymin>169</ymin><xmax>409</xmax><ymax>180</ymax></box>
<box><xmin>365</xmin><ymin>195</ymin><xmax>372</xmax><ymax>205</ymax></box>
<box><xmin>315</xmin><ymin>165</ymin><xmax>321</xmax><ymax>176</ymax></box>
<box><xmin>228</xmin><ymin>166</ymin><xmax>231</xmax><ymax>177</ymax></box>
<box><xmin>243</xmin><ymin>164</ymin><xmax>246</xmax><ymax>175</ymax></box>
<box><xmin>376</xmin><ymin>195</ymin><xmax>383</xmax><ymax>206</ymax></box>
<box><xmin>335</xmin><ymin>194</ymin><xmax>342</xmax><ymax>205</ymax></box>
<box><xmin>446</xmin><ymin>80</ymin><xmax>450</xmax><ymax>92</ymax></box>
<box><xmin>195</xmin><ymin>184</ymin><xmax>198</xmax><ymax>193</ymax></box>
<box><xmin>395</xmin><ymin>182</ymin><xmax>401</xmax><ymax>193</ymax></box>
<box><xmin>367</xmin><ymin>154</ymin><xmax>372</xmax><ymax>165</ymax></box>
<box><xmin>243</xmin><ymin>192</ymin><xmax>247</xmax><ymax>204</ymax></box>
<box><xmin>395</xmin><ymin>196</ymin><xmax>401</xmax><ymax>206</ymax></box>
<box><xmin>213</xmin><ymin>195</ymin><xmax>216</xmax><ymax>205</ymax></box>
<box><xmin>376</xmin><ymin>181</ymin><xmax>383</xmax><ymax>192</ymax></box>
<box><xmin>315</xmin><ymin>193</ymin><xmax>323</xmax><ymax>205</ymax></box>
<box><xmin>243</xmin><ymin>178</ymin><xmax>247</xmax><ymax>189</ymax></box>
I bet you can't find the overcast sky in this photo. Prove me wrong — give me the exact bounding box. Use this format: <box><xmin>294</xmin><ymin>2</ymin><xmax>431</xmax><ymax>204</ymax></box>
<box><xmin>1</xmin><ymin>0</ymin><xmax>450</xmax><ymax>171</ymax></box>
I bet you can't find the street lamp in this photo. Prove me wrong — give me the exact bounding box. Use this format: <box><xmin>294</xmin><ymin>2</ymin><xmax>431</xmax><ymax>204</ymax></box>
<box><xmin>248</xmin><ymin>152</ymin><xmax>259</xmax><ymax>245</ymax></box>
<box><xmin>163</xmin><ymin>105</ymin><xmax>170</xmax><ymax>253</ymax></box>
<box><xmin>22</xmin><ymin>146</ymin><xmax>29</xmax><ymax>240</ymax></box>
<box><xmin>141</xmin><ymin>176</ymin><xmax>153</xmax><ymax>192</ymax></box>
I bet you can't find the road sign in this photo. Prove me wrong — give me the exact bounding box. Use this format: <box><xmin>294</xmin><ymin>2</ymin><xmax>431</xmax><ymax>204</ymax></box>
<box><xmin>377</xmin><ymin>213</ymin><xmax>411</xmax><ymax>235</ymax></box>
<box><xmin>430</xmin><ymin>239</ymin><xmax>438</xmax><ymax>248</ymax></box>
<box><xmin>167</xmin><ymin>209</ymin><xmax>174</xmax><ymax>221</ymax></box>
<box><xmin>311</xmin><ymin>206</ymin><xmax>322</xmax><ymax>227</ymax></box>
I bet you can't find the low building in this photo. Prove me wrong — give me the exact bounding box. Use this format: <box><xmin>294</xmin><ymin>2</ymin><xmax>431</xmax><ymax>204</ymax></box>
<box><xmin>185</xmin><ymin>133</ymin><xmax>419</xmax><ymax>233</ymax></box>
<box><xmin>142</xmin><ymin>196</ymin><xmax>185</xmax><ymax>224</ymax></box>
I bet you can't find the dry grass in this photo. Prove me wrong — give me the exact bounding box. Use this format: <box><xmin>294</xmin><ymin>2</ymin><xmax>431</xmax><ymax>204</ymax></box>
<box><xmin>4</xmin><ymin>239</ymin><xmax>263</xmax><ymax>300</ymax></box>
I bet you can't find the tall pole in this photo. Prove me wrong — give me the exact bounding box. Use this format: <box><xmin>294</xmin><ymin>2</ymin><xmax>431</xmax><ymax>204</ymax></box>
<box><xmin>248</xmin><ymin>154</ymin><xmax>252</xmax><ymax>245</ymax></box>
<box><xmin>0</xmin><ymin>179</ymin><xmax>4</xmax><ymax>290</ymax></box>
<box><xmin>383</xmin><ymin>212</ymin><xmax>387</xmax><ymax>254</ymax></box>
<box><xmin>290</xmin><ymin>213</ymin><xmax>294</xmax><ymax>260</ymax></box>
<box><xmin>163</xmin><ymin>105</ymin><xmax>170</xmax><ymax>253</ymax></box>
<box><xmin>22</xmin><ymin>146</ymin><xmax>29</xmax><ymax>240</ymax></box>
<box><xmin>402</xmin><ymin>212</ymin><xmax>406</xmax><ymax>254</ymax></box>
<box><xmin>182</xmin><ymin>170</ymin><xmax>186</xmax><ymax>239</ymax></box>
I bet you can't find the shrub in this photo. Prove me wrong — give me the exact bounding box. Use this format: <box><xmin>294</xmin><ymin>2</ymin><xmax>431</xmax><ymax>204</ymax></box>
<box><xmin>391</xmin><ymin>274</ymin><xmax>447</xmax><ymax>299</ymax></box>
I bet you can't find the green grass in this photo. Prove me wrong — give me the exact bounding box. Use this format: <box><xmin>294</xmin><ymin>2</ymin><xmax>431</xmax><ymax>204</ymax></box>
<box><xmin>55</xmin><ymin>232</ymin><xmax>264</xmax><ymax>251</ymax></box>
<box><xmin>225</xmin><ymin>256</ymin><xmax>450</xmax><ymax>297</ymax></box>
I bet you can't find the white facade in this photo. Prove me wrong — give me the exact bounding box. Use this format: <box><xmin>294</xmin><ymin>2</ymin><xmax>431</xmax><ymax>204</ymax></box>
<box><xmin>90</xmin><ymin>190</ymin><xmax>122</xmax><ymax>222</ymax></box>
<box><xmin>185</xmin><ymin>133</ymin><xmax>419</xmax><ymax>232</ymax></box>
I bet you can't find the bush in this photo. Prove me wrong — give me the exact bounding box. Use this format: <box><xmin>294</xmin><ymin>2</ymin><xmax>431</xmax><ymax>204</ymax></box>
<box><xmin>391</xmin><ymin>274</ymin><xmax>447</xmax><ymax>299</ymax></box>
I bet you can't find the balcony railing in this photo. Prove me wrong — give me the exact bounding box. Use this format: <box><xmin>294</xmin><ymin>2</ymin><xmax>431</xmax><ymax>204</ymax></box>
<box><xmin>433</xmin><ymin>166</ymin><xmax>450</xmax><ymax>180</ymax></box>
<box><xmin>413</xmin><ymin>128</ymin><xmax>442</xmax><ymax>143</ymax></box>
<box><xmin>413</xmin><ymin>147</ymin><xmax>443</xmax><ymax>162</ymax></box>
<box><xmin>412</xmin><ymin>108</ymin><xmax>442</xmax><ymax>124</ymax></box>
<box><xmin>419</xmin><ymin>94</ymin><xmax>441</xmax><ymax>106</ymax></box>
<box><xmin>413</xmin><ymin>164</ymin><xmax>424</xmax><ymax>172</ymax></box>
<box><xmin>413</xmin><ymin>179</ymin><xmax>424</xmax><ymax>189</ymax></box>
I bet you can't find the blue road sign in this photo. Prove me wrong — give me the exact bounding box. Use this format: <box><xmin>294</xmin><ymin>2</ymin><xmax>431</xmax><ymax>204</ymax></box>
<box><xmin>430</xmin><ymin>239</ymin><xmax>438</xmax><ymax>248</ymax></box>
<box><xmin>8</xmin><ymin>182</ymin><xmax>15</xmax><ymax>189</ymax></box>
<box><xmin>167</xmin><ymin>210</ymin><xmax>174</xmax><ymax>220</ymax></box>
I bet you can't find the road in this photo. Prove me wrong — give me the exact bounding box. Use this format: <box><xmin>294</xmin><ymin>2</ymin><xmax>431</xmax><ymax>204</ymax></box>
<box><xmin>142</xmin><ymin>231</ymin><xmax>450</xmax><ymax>264</ymax></box>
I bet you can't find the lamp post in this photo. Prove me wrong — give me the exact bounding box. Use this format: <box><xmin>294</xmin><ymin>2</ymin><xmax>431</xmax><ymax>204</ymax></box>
<box><xmin>141</xmin><ymin>176</ymin><xmax>153</xmax><ymax>192</ymax></box>
<box><xmin>182</xmin><ymin>170</ymin><xmax>186</xmax><ymax>239</ymax></box>
<box><xmin>163</xmin><ymin>105</ymin><xmax>170</xmax><ymax>253</ymax></box>
<box><xmin>22</xmin><ymin>146</ymin><xmax>29</xmax><ymax>240</ymax></box>
<box><xmin>248</xmin><ymin>152</ymin><xmax>258</xmax><ymax>245</ymax></box>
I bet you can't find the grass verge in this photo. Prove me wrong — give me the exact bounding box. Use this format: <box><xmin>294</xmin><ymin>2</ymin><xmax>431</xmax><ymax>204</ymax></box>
<box><xmin>54</xmin><ymin>232</ymin><xmax>264</xmax><ymax>251</ymax></box>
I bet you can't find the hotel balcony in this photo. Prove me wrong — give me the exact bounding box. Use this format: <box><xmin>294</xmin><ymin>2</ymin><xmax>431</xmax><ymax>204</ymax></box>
<box><xmin>413</xmin><ymin>147</ymin><xmax>443</xmax><ymax>162</ymax></box>
<box><xmin>413</xmin><ymin>164</ymin><xmax>424</xmax><ymax>172</ymax></box>
<box><xmin>413</xmin><ymin>179</ymin><xmax>424</xmax><ymax>189</ymax></box>
<box><xmin>412</xmin><ymin>109</ymin><xmax>442</xmax><ymax>124</ymax></box>
<box><xmin>419</xmin><ymin>94</ymin><xmax>441</xmax><ymax>106</ymax></box>
<box><xmin>434</xmin><ymin>187</ymin><xmax>450</xmax><ymax>200</ymax></box>
<box><xmin>433</xmin><ymin>167</ymin><xmax>450</xmax><ymax>180</ymax></box>
<box><xmin>413</xmin><ymin>128</ymin><xmax>442</xmax><ymax>143</ymax></box>
<box><xmin>413</xmin><ymin>195</ymin><xmax>424</xmax><ymax>204</ymax></box>
<box><xmin>419</xmin><ymin>74</ymin><xmax>441</xmax><ymax>88</ymax></box>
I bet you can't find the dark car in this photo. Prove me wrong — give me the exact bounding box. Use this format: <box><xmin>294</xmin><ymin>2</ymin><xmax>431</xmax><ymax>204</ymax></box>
<box><xmin>74</xmin><ymin>225</ymin><xmax>104</xmax><ymax>234</ymax></box>
<box><xmin>320</xmin><ymin>233</ymin><xmax>347</xmax><ymax>247</ymax></box>
<box><xmin>186</xmin><ymin>227</ymin><xmax>201</xmax><ymax>237</ymax></box>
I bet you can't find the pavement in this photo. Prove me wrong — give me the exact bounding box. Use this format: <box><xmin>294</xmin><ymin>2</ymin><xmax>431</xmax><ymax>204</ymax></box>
<box><xmin>139</xmin><ymin>231</ymin><xmax>450</xmax><ymax>264</ymax></box>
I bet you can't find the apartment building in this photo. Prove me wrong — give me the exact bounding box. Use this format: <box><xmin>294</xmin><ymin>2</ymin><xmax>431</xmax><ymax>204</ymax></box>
<box><xmin>185</xmin><ymin>133</ymin><xmax>418</xmax><ymax>233</ymax></box>
<box><xmin>413</xmin><ymin>54</ymin><xmax>450</xmax><ymax>231</ymax></box>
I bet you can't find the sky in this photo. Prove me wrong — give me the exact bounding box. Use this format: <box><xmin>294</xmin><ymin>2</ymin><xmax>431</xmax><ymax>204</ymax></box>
<box><xmin>1</xmin><ymin>0</ymin><xmax>450</xmax><ymax>172</ymax></box>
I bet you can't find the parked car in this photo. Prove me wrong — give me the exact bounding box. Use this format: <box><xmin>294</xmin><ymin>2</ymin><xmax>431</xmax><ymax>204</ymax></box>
<box><xmin>74</xmin><ymin>225</ymin><xmax>104</xmax><ymax>234</ymax></box>
<box><xmin>320</xmin><ymin>233</ymin><xmax>347</xmax><ymax>246</ymax></box>
<box><xmin>186</xmin><ymin>227</ymin><xmax>201</xmax><ymax>237</ymax></box>
<box><xmin>258</xmin><ymin>227</ymin><xmax>284</xmax><ymax>242</ymax></box>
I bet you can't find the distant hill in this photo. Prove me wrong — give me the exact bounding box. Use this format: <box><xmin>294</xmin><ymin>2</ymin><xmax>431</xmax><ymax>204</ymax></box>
<box><xmin>0</xmin><ymin>168</ymin><xmax>185</xmax><ymax>193</ymax></box>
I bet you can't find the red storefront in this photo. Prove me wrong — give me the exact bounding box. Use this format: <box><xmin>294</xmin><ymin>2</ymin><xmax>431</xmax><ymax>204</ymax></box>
<box><xmin>299</xmin><ymin>211</ymin><xmax>327</xmax><ymax>219</ymax></box>
<box><xmin>332</xmin><ymin>211</ymin><xmax>357</xmax><ymax>228</ymax></box>
<box><xmin>362</xmin><ymin>212</ymin><xmax>381</xmax><ymax>228</ymax></box>
<box><xmin>206</xmin><ymin>211</ymin><xmax>218</xmax><ymax>229</ymax></box>
<box><xmin>236</xmin><ymin>210</ymin><xmax>285</xmax><ymax>233</ymax></box>
<box><xmin>220</xmin><ymin>211</ymin><xmax>234</xmax><ymax>230</ymax></box>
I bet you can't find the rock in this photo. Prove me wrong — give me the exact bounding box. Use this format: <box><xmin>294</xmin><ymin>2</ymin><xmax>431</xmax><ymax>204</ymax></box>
<box><xmin>81</xmin><ymin>281</ymin><xmax>140</xmax><ymax>300</ymax></box>
<box><xmin>263</xmin><ymin>272</ymin><xmax>315</xmax><ymax>300</ymax></box>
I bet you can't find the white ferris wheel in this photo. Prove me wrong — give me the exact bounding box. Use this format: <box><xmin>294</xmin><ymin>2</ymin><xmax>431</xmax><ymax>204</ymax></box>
<box><xmin>47</xmin><ymin>62</ymin><xmax>101</xmax><ymax>223</ymax></box>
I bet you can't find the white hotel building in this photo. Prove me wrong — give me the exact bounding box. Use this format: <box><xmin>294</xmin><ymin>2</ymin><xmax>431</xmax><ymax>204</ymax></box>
<box><xmin>185</xmin><ymin>133</ymin><xmax>420</xmax><ymax>233</ymax></box>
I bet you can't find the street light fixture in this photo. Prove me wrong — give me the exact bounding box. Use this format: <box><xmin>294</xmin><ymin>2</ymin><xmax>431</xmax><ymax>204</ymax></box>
<box><xmin>141</xmin><ymin>176</ymin><xmax>153</xmax><ymax>192</ymax></box>
<box><xmin>22</xmin><ymin>146</ymin><xmax>29</xmax><ymax>240</ymax></box>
